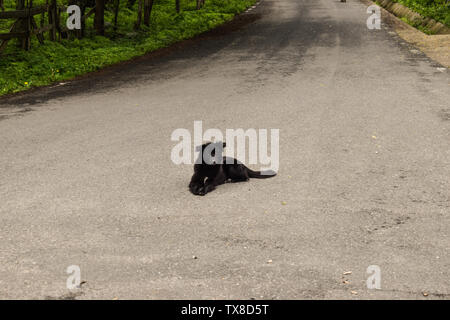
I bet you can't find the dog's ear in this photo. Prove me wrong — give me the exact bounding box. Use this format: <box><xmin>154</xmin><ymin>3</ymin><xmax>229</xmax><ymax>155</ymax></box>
<box><xmin>195</xmin><ymin>142</ymin><xmax>211</xmax><ymax>152</ymax></box>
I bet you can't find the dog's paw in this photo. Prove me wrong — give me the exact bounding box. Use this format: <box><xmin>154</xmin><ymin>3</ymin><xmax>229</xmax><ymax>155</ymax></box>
<box><xmin>190</xmin><ymin>184</ymin><xmax>203</xmax><ymax>195</ymax></box>
<box><xmin>190</xmin><ymin>186</ymin><xmax>205</xmax><ymax>196</ymax></box>
<box><xmin>204</xmin><ymin>185</ymin><xmax>215</xmax><ymax>194</ymax></box>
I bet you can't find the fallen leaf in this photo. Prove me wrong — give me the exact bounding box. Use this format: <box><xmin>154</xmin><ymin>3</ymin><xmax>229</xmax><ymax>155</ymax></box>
<box><xmin>423</xmin><ymin>292</ymin><xmax>429</xmax><ymax>297</ymax></box>
<box><xmin>343</xmin><ymin>271</ymin><xmax>352</xmax><ymax>275</ymax></box>
<box><xmin>281</xmin><ymin>201</ymin><xmax>287</xmax><ymax>205</ymax></box>
<box><xmin>351</xmin><ymin>291</ymin><xmax>358</xmax><ymax>295</ymax></box>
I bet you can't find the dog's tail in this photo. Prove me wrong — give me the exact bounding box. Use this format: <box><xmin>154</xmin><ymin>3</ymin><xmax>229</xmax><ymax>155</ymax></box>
<box><xmin>247</xmin><ymin>168</ymin><xmax>277</xmax><ymax>179</ymax></box>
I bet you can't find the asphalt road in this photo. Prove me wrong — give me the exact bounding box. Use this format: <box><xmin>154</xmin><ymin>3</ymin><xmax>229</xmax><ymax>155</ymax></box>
<box><xmin>0</xmin><ymin>0</ymin><xmax>449</xmax><ymax>299</ymax></box>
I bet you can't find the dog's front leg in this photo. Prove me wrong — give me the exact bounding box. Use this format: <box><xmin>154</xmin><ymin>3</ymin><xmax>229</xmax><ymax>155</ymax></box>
<box><xmin>203</xmin><ymin>173</ymin><xmax>226</xmax><ymax>195</ymax></box>
<box><xmin>203</xmin><ymin>179</ymin><xmax>217</xmax><ymax>194</ymax></box>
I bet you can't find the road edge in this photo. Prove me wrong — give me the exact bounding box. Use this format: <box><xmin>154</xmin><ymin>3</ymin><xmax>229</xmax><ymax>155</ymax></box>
<box><xmin>360</xmin><ymin>0</ymin><xmax>449</xmax><ymax>68</ymax></box>
<box><xmin>0</xmin><ymin>1</ymin><xmax>264</xmax><ymax>103</ymax></box>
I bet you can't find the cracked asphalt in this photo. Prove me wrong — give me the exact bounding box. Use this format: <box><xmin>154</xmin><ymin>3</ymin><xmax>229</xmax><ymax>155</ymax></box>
<box><xmin>0</xmin><ymin>0</ymin><xmax>449</xmax><ymax>299</ymax></box>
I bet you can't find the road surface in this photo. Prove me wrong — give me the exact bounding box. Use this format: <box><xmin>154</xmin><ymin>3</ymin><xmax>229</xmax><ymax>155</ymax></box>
<box><xmin>0</xmin><ymin>0</ymin><xmax>449</xmax><ymax>299</ymax></box>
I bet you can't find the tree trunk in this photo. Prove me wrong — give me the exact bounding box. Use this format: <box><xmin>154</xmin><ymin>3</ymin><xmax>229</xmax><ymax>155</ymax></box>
<box><xmin>143</xmin><ymin>0</ymin><xmax>154</xmax><ymax>26</ymax></box>
<box><xmin>175</xmin><ymin>0</ymin><xmax>179</xmax><ymax>13</ymax></box>
<box><xmin>196</xmin><ymin>0</ymin><xmax>204</xmax><ymax>10</ymax></box>
<box><xmin>127</xmin><ymin>0</ymin><xmax>136</xmax><ymax>9</ymax></box>
<box><xmin>41</xmin><ymin>0</ymin><xmax>47</xmax><ymax>27</ymax></box>
<box><xmin>16</xmin><ymin>0</ymin><xmax>30</xmax><ymax>49</ymax></box>
<box><xmin>56</xmin><ymin>4</ymin><xmax>61</xmax><ymax>41</ymax></box>
<box><xmin>134</xmin><ymin>0</ymin><xmax>143</xmax><ymax>30</ymax></box>
<box><xmin>94</xmin><ymin>0</ymin><xmax>105</xmax><ymax>35</ymax></box>
<box><xmin>80</xmin><ymin>2</ymin><xmax>86</xmax><ymax>37</ymax></box>
<box><xmin>47</xmin><ymin>0</ymin><xmax>55</xmax><ymax>40</ymax></box>
<box><xmin>113</xmin><ymin>0</ymin><xmax>120</xmax><ymax>31</ymax></box>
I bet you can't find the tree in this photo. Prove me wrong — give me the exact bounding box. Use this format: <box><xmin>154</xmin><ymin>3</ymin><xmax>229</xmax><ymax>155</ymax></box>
<box><xmin>144</xmin><ymin>0</ymin><xmax>154</xmax><ymax>26</ymax></box>
<box><xmin>134</xmin><ymin>0</ymin><xmax>143</xmax><ymax>30</ymax></box>
<box><xmin>94</xmin><ymin>0</ymin><xmax>105</xmax><ymax>35</ymax></box>
<box><xmin>197</xmin><ymin>0</ymin><xmax>205</xmax><ymax>10</ymax></box>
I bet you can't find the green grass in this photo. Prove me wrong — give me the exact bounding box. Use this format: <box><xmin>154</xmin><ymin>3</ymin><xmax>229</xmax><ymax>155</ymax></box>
<box><xmin>392</xmin><ymin>0</ymin><xmax>450</xmax><ymax>27</ymax></box>
<box><xmin>0</xmin><ymin>0</ymin><xmax>256</xmax><ymax>96</ymax></box>
<box><xmin>400</xmin><ymin>16</ymin><xmax>433</xmax><ymax>34</ymax></box>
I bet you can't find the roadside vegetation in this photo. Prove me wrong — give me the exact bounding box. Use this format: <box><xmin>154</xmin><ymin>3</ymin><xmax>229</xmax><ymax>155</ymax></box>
<box><xmin>393</xmin><ymin>0</ymin><xmax>450</xmax><ymax>28</ymax></box>
<box><xmin>0</xmin><ymin>0</ymin><xmax>256</xmax><ymax>96</ymax></box>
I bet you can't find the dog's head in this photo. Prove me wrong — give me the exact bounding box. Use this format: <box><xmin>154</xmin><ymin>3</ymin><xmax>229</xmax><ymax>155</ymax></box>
<box><xmin>195</xmin><ymin>141</ymin><xmax>226</xmax><ymax>165</ymax></box>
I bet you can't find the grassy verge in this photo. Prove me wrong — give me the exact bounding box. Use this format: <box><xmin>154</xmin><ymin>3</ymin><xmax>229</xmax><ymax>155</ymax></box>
<box><xmin>0</xmin><ymin>0</ymin><xmax>256</xmax><ymax>96</ymax></box>
<box><xmin>392</xmin><ymin>0</ymin><xmax>450</xmax><ymax>27</ymax></box>
<box><xmin>399</xmin><ymin>16</ymin><xmax>432</xmax><ymax>34</ymax></box>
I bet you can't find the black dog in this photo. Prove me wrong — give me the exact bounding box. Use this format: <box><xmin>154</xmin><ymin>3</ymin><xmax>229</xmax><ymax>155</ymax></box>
<box><xmin>189</xmin><ymin>142</ymin><xmax>277</xmax><ymax>196</ymax></box>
